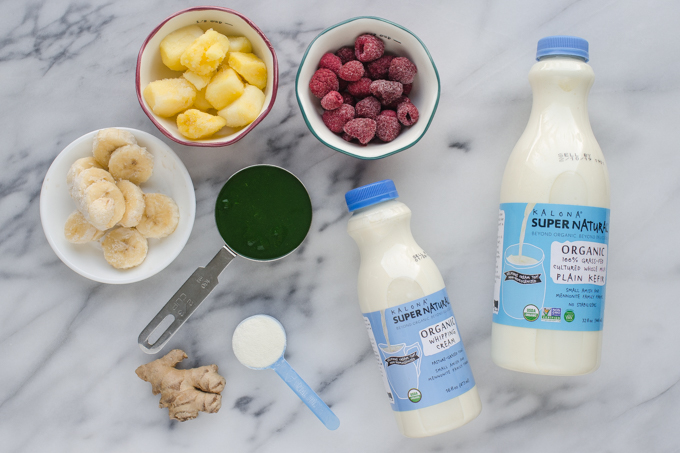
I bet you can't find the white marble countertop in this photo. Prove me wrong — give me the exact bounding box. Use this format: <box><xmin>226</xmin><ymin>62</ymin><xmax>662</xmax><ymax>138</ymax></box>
<box><xmin>2</xmin><ymin>0</ymin><xmax>679</xmax><ymax>452</ymax></box>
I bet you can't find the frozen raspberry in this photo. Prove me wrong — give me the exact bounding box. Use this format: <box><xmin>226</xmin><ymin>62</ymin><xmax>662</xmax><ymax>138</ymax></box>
<box><xmin>318</xmin><ymin>52</ymin><xmax>342</xmax><ymax>75</ymax></box>
<box><xmin>335</xmin><ymin>46</ymin><xmax>356</xmax><ymax>64</ymax></box>
<box><xmin>402</xmin><ymin>83</ymin><xmax>412</xmax><ymax>95</ymax></box>
<box><xmin>355</xmin><ymin>96</ymin><xmax>382</xmax><ymax>119</ymax></box>
<box><xmin>376</xmin><ymin>114</ymin><xmax>402</xmax><ymax>142</ymax></box>
<box><xmin>380</xmin><ymin>109</ymin><xmax>397</xmax><ymax>118</ymax></box>
<box><xmin>388</xmin><ymin>57</ymin><xmax>417</xmax><ymax>84</ymax></box>
<box><xmin>309</xmin><ymin>68</ymin><xmax>339</xmax><ymax>98</ymax></box>
<box><xmin>382</xmin><ymin>95</ymin><xmax>410</xmax><ymax>109</ymax></box>
<box><xmin>338</xmin><ymin>60</ymin><xmax>365</xmax><ymax>82</ymax></box>
<box><xmin>341</xmin><ymin>91</ymin><xmax>356</xmax><ymax>106</ymax></box>
<box><xmin>321</xmin><ymin>91</ymin><xmax>344</xmax><ymax>110</ymax></box>
<box><xmin>344</xmin><ymin>118</ymin><xmax>377</xmax><ymax>144</ymax></box>
<box><xmin>397</xmin><ymin>102</ymin><xmax>419</xmax><ymax>126</ymax></box>
<box><xmin>341</xmin><ymin>132</ymin><xmax>355</xmax><ymax>142</ymax></box>
<box><xmin>370</xmin><ymin>80</ymin><xmax>403</xmax><ymax>105</ymax></box>
<box><xmin>366</xmin><ymin>55</ymin><xmax>394</xmax><ymax>80</ymax></box>
<box><xmin>347</xmin><ymin>77</ymin><xmax>372</xmax><ymax>99</ymax></box>
<box><xmin>322</xmin><ymin>104</ymin><xmax>355</xmax><ymax>133</ymax></box>
<box><xmin>354</xmin><ymin>34</ymin><xmax>385</xmax><ymax>62</ymax></box>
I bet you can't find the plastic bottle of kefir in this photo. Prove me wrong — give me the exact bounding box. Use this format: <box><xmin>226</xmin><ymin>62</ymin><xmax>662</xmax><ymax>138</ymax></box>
<box><xmin>492</xmin><ymin>36</ymin><xmax>611</xmax><ymax>375</ymax></box>
<box><xmin>346</xmin><ymin>180</ymin><xmax>481</xmax><ymax>438</ymax></box>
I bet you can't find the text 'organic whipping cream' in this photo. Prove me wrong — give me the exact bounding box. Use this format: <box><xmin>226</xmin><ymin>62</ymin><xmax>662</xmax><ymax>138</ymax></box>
<box><xmin>492</xmin><ymin>36</ymin><xmax>611</xmax><ymax>376</ymax></box>
<box><xmin>346</xmin><ymin>180</ymin><xmax>481</xmax><ymax>438</ymax></box>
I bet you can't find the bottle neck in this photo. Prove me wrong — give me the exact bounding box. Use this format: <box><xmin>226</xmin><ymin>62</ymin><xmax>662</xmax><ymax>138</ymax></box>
<box><xmin>347</xmin><ymin>199</ymin><xmax>412</xmax><ymax>246</ymax></box>
<box><xmin>528</xmin><ymin>56</ymin><xmax>594</xmax><ymax>127</ymax></box>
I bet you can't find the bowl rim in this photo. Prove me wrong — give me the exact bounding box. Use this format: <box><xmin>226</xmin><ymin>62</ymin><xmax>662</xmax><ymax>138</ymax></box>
<box><xmin>295</xmin><ymin>16</ymin><xmax>441</xmax><ymax>160</ymax></box>
<box><xmin>40</xmin><ymin>127</ymin><xmax>196</xmax><ymax>284</ymax></box>
<box><xmin>136</xmin><ymin>6</ymin><xmax>279</xmax><ymax>148</ymax></box>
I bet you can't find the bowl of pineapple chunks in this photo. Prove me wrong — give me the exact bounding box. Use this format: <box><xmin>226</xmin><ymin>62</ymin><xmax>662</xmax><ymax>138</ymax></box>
<box><xmin>136</xmin><ymin>7</ymin><xmax>279</xmax><ymax>146</ymax></box>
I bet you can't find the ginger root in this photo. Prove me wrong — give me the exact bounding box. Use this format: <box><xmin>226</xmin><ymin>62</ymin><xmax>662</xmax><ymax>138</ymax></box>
<box><xmin>136</xmin><ymin>349</ymin><xmax>226</xmax><ymax>421</ymax></box>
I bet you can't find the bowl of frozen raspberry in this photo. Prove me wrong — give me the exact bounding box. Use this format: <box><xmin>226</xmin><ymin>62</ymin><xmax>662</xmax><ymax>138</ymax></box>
<box><xmin>295</xmin><ymin>16</ymin><xmax>440</xmax><ymax>160</ymax></box>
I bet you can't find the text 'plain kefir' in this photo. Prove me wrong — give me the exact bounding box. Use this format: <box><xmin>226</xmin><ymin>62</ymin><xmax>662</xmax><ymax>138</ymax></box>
<box><xmin>492</xmin><ymin>36</ymin><xmax>611</xmax><ymax>375</ymax></box>
<box><xmin>346</xmin><ymin>180</ymin><xmax>481</xmax><ymax>438</ymax></box>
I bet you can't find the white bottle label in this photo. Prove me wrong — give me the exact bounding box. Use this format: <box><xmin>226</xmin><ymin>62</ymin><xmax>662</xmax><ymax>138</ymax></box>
<box><xmin>363</xmin><ymin>316</ymin><xmax>394</xmax><ymax>404</ymax></box>
<box><xmin>364</xmin><ymin>288</ymin><xmax>475</xmax><ymax>412</ymax></box>
<box><xmin>493</xmin><ymin>203</ymin><xmax>610</xmax><ymax>331</ymax></box>
<box><xmin>493</xmin><ymin>209</ymin><xmax>505</xmax><ymax>315</ymax></box>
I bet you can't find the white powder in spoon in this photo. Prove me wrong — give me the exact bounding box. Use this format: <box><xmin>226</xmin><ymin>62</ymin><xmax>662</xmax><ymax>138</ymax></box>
<box><xmin>232</xmin><ymin>315</ymin><xmax>286</xmax><ymax>368</ymax></box>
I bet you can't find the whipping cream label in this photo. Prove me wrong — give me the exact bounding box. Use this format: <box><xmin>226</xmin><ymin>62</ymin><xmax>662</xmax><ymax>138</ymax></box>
<box><xmin>493</xmin><ymin>203</ymin><xmax>610</xmax><ymax>331</ymax></box>
<box><xmin>363</xmin><ymin>288</ymin><xmax>475</xmax><ymax>412</ymax></box>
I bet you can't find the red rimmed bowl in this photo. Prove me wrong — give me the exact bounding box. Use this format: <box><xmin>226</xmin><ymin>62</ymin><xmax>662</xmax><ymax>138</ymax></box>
<box><xmin>136</xmin><ymin>7</ymin><xmax>279</xmax><ymax>147</ymax></box>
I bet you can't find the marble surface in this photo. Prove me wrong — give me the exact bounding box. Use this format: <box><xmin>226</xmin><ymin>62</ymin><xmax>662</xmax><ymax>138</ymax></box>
<box><xmin>1</xmin><ymin>0</ymin><xmax>679</xmax><ymax>451</ymax></box>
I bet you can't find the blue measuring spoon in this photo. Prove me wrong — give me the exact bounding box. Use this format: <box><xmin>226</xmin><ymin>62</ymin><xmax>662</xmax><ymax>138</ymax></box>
<box><xmin>232</xmin><ymin>315</ymin><xmax>340</xmax><ymax>430</ymax></box>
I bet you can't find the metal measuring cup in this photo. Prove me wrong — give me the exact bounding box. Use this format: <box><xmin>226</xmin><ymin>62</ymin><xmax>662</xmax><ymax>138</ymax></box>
<box><xmin>138</xmin><ymin>165</ymin><xmax>312</xmax><ymax>354</ymax></box>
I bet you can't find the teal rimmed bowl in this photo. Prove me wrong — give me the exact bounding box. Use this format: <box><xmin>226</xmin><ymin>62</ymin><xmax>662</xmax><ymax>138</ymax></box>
<box><xmin>295</xmin><ymin>16</ymin><xmax>440</xmax><ymax>160</ymax></box>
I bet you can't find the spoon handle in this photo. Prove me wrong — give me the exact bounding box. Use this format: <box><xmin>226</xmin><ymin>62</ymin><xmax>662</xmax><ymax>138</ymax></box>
<box><xmin>138</xmin><ymin>246</ymin><xmax>236</xmax><ymax>354</ymax></box>
<box><xmin>271</xmin><ymin>358</ymin><xmax>340</xmax><ymax>430</ymax></box>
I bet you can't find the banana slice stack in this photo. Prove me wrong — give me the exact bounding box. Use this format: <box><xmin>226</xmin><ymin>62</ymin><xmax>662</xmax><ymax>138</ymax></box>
<box><xmin>65</xmin><ymin>128</ymin><xmax>180</xmax><ymax>270</ymax></box>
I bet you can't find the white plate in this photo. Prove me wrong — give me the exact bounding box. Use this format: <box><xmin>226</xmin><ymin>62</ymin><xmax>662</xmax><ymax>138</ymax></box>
<box><xmin>40</xmin><ymin>128</ymin><xmax>196</xmax><ymax>284</ymax></box>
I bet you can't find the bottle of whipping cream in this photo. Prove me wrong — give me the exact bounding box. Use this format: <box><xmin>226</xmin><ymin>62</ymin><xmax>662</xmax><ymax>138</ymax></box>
<box><xmin>492</xmin><ymin>36</ymin><xmax>610</xmax><ymax>375</ymax></box>
<box><xmin>346</xmin><ymin>180</ymin><xmax>481</xmax><ymax>438</ymax></box>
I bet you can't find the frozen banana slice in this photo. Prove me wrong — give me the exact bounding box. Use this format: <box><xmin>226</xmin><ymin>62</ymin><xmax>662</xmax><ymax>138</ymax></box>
<box><xmin>66</xmin><ymin>157</ymin><xmax>102</xmax><ymax>186</ymax></box>
<box><xmin>69</xmin><ymin>167</ymin><xmax>114</xmax><ymax>201</ymax></box>
<box><xmin>92</xmin><ymin>128</ymin><xmax>138</xmax><ymax>168</ymax></box>
<box><xmin>136</xmin><ymin>193</ymin><xmax>179</xmax><ymax>238</ymax></box>
<box><xmin>108</xmin><ymin>144</ymin><xmax>154</xmax><ymax>185</ymax></box>
<box><xmin>82</xmin><ymin>180</ymin><xmax>126</xmax><ymax>230</ymax></box>
<box><xmin>102</xmin><ymin>227</ymin><xmax>148</xmax><ymax>269</ymax></box>
<box><xmin>64</xmin><ymin>211</ymin><xmax>105</xmax><ymax>243</ymax></box>
<box><xmin>117</xmin><ymin>180</ymin><xmax>145</xmax><ymax>228</ymax></box>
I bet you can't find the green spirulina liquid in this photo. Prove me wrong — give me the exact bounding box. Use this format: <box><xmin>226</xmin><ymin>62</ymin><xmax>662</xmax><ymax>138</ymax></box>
<box><xmin>215</xmin><ymin>166</ymin><xmax>313</xmax><ymax>261</ymax></box>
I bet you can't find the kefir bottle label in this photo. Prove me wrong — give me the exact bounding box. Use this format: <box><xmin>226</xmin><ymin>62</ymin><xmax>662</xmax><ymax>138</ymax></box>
<box><xmin>493</xmin><ymin>203</ymin><xmax>610</xmax><ymax>331</ymax></box>
<box><xmin>363</xmin><ymin>288</ymin><xmax>476</xmax><ymax>411</ymax></box>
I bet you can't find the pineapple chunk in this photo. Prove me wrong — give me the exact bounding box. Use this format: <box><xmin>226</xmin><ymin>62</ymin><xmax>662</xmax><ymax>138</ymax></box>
<box><xmin>205</xmin><ymin>67</ymin><xmax>245</xmax><ymax>110</ymax></box>
<box><xmin>228</xmin><ymin>52</ymin><xmax>267</xmax><ymax>90</ymax></box>
<box><xmin>183</xmin><ymin>70</ymin><xmax>214</xmax><ymax>90</ymax></box>
<box><xmin>180</xmin><ymin>29</ymin><xmax>229</xmax><ymax>76</ymax></box>
<box><xmin>159</xmin><ymin>25</ymin><xmax>205</xmax><ymax>71</ymax></box>
<box><xmin>217</xmin><ymin>84</ymin><xmax>265</xmax><ymax>128</ymax></box>
<box><xmin>177</xmin><ymin>109</ymin><xmax>227</xmax><ymax>139</ymax></box>
<box><xmin>143</xmin><ymin>78</ymin><xmax>196</xmax><ymax>117</ymax></box>
<box><xmin>193</xmin><ymin>88</ymin><xmax>214</xmax><ymax>111</ymax></box>
<box><xmin>226</xmin><ymin>36</ymin><xmax>252</xmax><ymax>53</ymax></box>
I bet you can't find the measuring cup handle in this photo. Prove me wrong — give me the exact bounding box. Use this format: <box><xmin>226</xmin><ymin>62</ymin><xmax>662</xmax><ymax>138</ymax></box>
<box><xmin>138</xmin><ymin>246</ymin><xmax>236</xmax><ymax>354</ymax></box>
<box><xmin>271</xmin><ymin>358</ymin><xmax>340</xmax><ymax>431</ymax></box>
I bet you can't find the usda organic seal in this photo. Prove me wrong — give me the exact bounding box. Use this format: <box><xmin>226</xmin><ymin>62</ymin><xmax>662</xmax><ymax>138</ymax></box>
<box><xmin>523</xmin><ymin>304</ymin><xmax>539</xmax><ymax>322</ymax></box>
<box><xmin>408</xmin><ymin>388</ymin><xmax>422</xmax><ymax>403</ymax></box>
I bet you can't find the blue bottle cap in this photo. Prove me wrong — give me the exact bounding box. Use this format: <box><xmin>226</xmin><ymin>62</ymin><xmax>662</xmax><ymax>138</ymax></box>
<box><xmin>536</xmin><ymin>35</ymin><xmax>589</xmax><ymax>62</ymax></box>
<box><xmin>345</xmin><ymin>179</ymin><xmax>399</xmax><ymax>212</ymax></box>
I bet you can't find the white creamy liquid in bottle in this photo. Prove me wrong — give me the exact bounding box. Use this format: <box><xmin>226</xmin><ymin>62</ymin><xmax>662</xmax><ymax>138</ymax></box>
<box><xmin>492</xmin><ymin>36</ymin><xmax>611</xmax><ymax>375</ymax></box>
<box><xmin>507</xmin><ymin>203</ymin><xmax>538</xmax><ymax>265</ymax></box>
<box><xmin>347</xmin><ymin>180</ymin><xmax>481</xmax><ymax>438</ymax></box>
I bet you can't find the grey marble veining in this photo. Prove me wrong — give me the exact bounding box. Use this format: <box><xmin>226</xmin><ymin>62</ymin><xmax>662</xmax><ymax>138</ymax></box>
<box><xmin>1</xmin><ymin>0</ymin><xmax>679</xmax><ymax>452</ymax></box>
